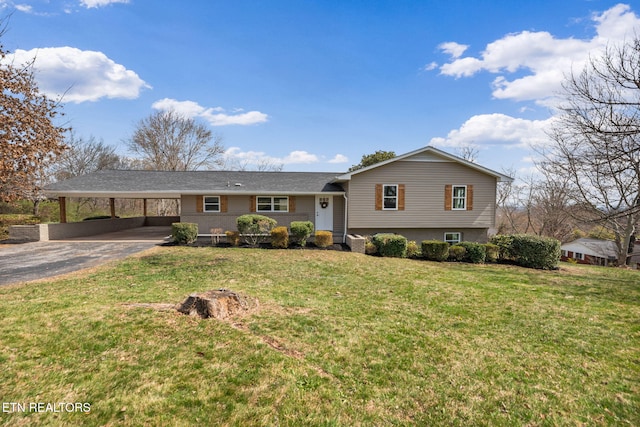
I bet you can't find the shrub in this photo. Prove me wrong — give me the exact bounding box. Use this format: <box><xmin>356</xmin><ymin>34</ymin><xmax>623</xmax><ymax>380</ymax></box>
<box><xmin>448</xmin><ymin>245</ymin><xmax>466</xmax><ymax>262</ymax></box>
<box><xmin>271</xmin><ymin>226</ymin><xmax>289</xmax><ymax>249</ymax></box>
<box><xmin>365</xmin><ymin>237</ymin><xmax>377</xmax><ymax>255</ymax></box>
<box><xmin>509</xmin><ymin>234</ymin><xmax>561</xmax><ymax>270</ymax></box>
<box><xmin>171</xmin><ymin>222</ymin><xmax>198</xmax><ymax>245</ymax></box>
<box><xmin>371</xmin><ymin>233</ymin><xmax>408</xmax><ymax>258</ymax></box>
<box><xmin>406</xmin><ymin>240</ymin><xmax>421</xmax><ymax>258</ymax></box>
<box><xmin>421</xmin><ymin>240</ymin><xmax>449</xmax><ymax>262</ymax></box>
<box><xmin>290</xmin><ymin>221</ymin><xmax>314</xmax><ymax>246</ymax></box>
<box><xmin>456</xmin><ymin>241</ymin><xmax>486</xmax><ymax>264</ymax></box>
<box><xmin>484</xmin><ymin>243</ymin><xmax>499</xmax><ymax>263</ymax></box>
<box><xmin>490</xmin><ymin>234</ymin><xmax>561</xmax><ymax>270</ymax></box>
<box><xmin>236</xmin><ymin>214</ymin><xmax>277</xmax><ymax>246</ymax></box>
<box><xmin>490</xmin><ymin>234</ymin><xmax>515</xmax><ymax>261</ymax></box>
<box><xmin>225</xmin><ymin>230</ymin><xmax>240</xmax><ymax>246</ymax></box>
<box><xmin>314</xmin><ymin>230</ymin><xmax>333</xmax><ymax>248</ymax></box>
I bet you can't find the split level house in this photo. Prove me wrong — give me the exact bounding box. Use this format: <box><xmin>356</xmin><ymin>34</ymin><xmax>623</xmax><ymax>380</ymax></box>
<box><xmin>44</xmin><ymin>146</ymin><xmax>513</xmax><ymax>244</ymax></box>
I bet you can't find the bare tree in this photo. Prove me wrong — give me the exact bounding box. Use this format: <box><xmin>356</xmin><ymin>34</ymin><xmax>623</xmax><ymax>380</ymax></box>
<box><xmin>455</xmin><ymin>145</ymin><xmax>479</xmax><ymax>163</ymax></box>
<box><xmin>541</xmin><ymin>37</ymin><xmax>640</xmax><ymax>265</ymax></box>
<box><xmin>51</xmin><ymin>133</ymin><xmax>124</xmax><ymax>219</ymax></box>
<box><xmin>0</xmin><ymin>19</ymin><xmax>68</xmax><ymax>206</ymax></box>
<box><xmin>221</xmin><ymin>157</ymin><xmax>284</xmax><ymax>172</ymax></box>
<box><xmin>127</xmin><ymin>109</ymin><xmax>224</xmax><ymax>171</ymax></box>
<box><xmin>127</xmin><ymin>110</ymin><xmax>225</xmax><ymax>215</ymax></box>
<box><xmin>53</xmin><ymin>133</ymin><xmax>121</xmax><ymax>181</ymax></box>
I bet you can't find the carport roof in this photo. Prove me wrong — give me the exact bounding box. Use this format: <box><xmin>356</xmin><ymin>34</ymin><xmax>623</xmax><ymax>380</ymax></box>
<box><xmin>44</xmin><ymin>170</ymin><xmax>346</xmax><ymax>198</ymax></box>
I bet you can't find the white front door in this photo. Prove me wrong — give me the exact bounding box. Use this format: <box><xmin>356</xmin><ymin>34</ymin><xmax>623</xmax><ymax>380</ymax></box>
<box><xmin>315</xmin><ymin>195</ymin><xmax>333</xmax><ymax>231</ymax></box>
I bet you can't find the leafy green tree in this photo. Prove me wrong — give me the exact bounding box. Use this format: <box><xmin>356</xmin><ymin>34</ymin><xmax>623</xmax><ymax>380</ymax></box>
<box><xmin>348</xmin><ymin>150</ymin><xmax>395</xmax><ymax>172</ymax></box>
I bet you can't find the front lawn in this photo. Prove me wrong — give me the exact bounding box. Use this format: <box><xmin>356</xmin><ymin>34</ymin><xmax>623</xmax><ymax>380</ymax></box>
<box><xmin>0</xmin><ymin>248</ymin><xmax>638</xmax><ymax>426</ymax></box>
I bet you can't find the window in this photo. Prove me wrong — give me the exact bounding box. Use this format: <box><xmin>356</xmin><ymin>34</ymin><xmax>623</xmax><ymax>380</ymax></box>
<box><xmin>257</xmin><ymin>196</ymin><xmax>289</xmax><ymax>212</ymax></box>
<box><xmin>575</xmin><ymin>252</ymin><xmax>584</xmax><ymax>260</ymax></box>
<box><xmin>383</xmin><ymin>185</ymin><xmax>398</xmax><ymax>210</ymax></box>
<box><xmin>452</xmin><ymin>185</ymin><xmax>467</xmax><ymax>210</ymax></box>
<box><xmin>375</xmin><ymin>184</ymin><xmax>405</xmax><ymax>211</ymax></box>
<box><xmin>444</xmin><ymin>232</ymin><xmax>461</xmax><ymax>244</ymax></box>
<box><xmin>203</xmin><ymin>196</ymin><xmax>220</xmax><ymax>212</ymax></box>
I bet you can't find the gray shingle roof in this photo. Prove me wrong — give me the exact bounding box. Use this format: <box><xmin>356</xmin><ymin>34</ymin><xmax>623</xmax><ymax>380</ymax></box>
<box><xmin>45</xmin><ymin>170</ymin><xmax>345</xmax><ymax>198</ymax></box>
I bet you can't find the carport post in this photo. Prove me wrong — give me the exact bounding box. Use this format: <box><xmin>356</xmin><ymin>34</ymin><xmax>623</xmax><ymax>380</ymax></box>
<box><xmin>143</xmin><ymin>199</ymin><xmax>148</xmax><ymax>217</ymax></box>
<box><xmin>59</xmin><ymin>197</ymin><xmax>67</xmax><ymax>223</ymax></box>
<box><xmin>110</xmin><ymin>198</ymin><xmax>116</xmax><ymax>218</ymax></box>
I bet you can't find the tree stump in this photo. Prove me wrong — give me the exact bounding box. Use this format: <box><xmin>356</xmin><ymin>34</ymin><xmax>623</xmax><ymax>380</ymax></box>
<box><xmin>177</xmin><ymin>289</ymin><xmax>258</xmax><ymax>319</ymax></box>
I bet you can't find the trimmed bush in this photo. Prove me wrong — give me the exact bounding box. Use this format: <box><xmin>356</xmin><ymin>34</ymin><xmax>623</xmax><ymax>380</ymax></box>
<box><xmin>290</xmin><ymin>221</ymin><xmax>314</xmax><ymax>246</ymax></box>
<box><xmin>490</xmin><ymin>234</ymin><xmax>515</xmax><ymax>261</ymax></box>
<box><xmin>448</xmin><ymin>245</ymin><xmax>466</xmax><ymax>262</ymax></box>
<box><xmin>509</xmin><ymin>234</ymin><xmax>561</xmax><ymax>270</ymax></box>
<box><xmin>406</xmin><ymin>240</ymin><xmax>421</xmax><ymax>258</ymax></box>
<box><xmin>225</xmin><ymin>230</ymin><xmax>240</xmax><ymax>246</ymax></box>
<box><xmin>484</xmin><ymin>243</ymin><xmax>499</xmax><ymax>263</ymax></box>
<box><xmin>314</xmin><ymin>230</ymin><xmax>333</xmax><ymax>248</ymax></box>
<box><xmin>236</xmin><ymin>214</ymin><xmax>277</xmax><ymax>246</ymax></box>
<box><xmin>365</xmin><ymin>238</ymin><xmax>377</xmax><ymax>255</ymax></box>
<box><xmin>171</xmin><ymin>222</ymin><xmax>198</xmax><ymax>245</ymax></box>
<box><xmin>456</xmin><ymin>241</ymin><xmax>486</xmax><ymax>264</ymax></box>
<box><xmin>490</xmin><ymin>234</ymin><xmax>561</xmax><ymax>270</ymax></box>
<box><xmin>421</xmin><ymin>240</ymin><xmax>449</xmax><ymax>262</ymax></box>
<box><xmin>271</xmin><ymin>226</ymin><xmax>289</xmax><ymax>249</ymax></box>
<box><xmin>371</xmin><ymin>233</ymin><xmax>408</xmax><ymax>258</ymax></box>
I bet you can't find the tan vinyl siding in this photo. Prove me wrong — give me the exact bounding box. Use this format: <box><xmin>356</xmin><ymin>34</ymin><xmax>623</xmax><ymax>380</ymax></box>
<box><xmin>181</xmin><ymin>194</ymin><xmax>344</xmax><ymax>235</ymax></box>
<box><xmin>347</xmin><ymin>160</ymin><xmax>496</xmax><ymax>229</ymax></box>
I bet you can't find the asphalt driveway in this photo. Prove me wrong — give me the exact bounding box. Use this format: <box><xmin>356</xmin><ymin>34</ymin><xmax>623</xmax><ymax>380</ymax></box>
<box><xmin>0</xmin><ymin>226</ymin><xmax>171</xmax><ymax>286</ymax></box>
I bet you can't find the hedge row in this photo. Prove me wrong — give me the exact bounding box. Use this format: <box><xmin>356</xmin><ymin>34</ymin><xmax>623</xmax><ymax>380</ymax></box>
<box><xmin>369</xmin><ymin>233</ymin><xmax>560</xmax><ymax>270</ymax></box>
<box><xmin>171</xmin><ymin>217</ymin><xmax>328</xmax><ymax>248</ymax></box>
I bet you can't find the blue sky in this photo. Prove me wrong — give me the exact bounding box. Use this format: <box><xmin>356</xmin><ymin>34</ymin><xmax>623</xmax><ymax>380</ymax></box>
<box><xmin>2</xmin><ymin>0</ymin><xmax>639</xmax><ymax>175</ymax></box>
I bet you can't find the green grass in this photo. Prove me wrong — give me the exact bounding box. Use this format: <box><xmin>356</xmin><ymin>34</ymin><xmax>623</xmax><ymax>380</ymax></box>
<box><xmin>0</xmin><ymin>247</ymin><xmax>638</xmax><ymax>426</ymax></box>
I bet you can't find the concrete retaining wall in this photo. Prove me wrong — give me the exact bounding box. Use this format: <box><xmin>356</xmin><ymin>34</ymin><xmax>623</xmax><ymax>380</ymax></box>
<box><xmin>8</xmin><ymin>216</ymin><xmax>178</xmax><ymax>241</ymax></box>
<box><xmin>346</xmin><ymin>234</ymin><xmax>366</xmax><ymax>253</ymax></box>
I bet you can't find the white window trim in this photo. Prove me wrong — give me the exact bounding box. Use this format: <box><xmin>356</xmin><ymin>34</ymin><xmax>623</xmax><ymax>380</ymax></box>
<box><xmin>383</xmin><ymin>184</ymin><xmax>398</xmax><ymax>211</ymax></box>
<box><xmin>256</xmin><ymin>196</ymin><xmax>289</xmax><ymax>212</ymax></box>
<box><xmin>452</xmin><ymin>185</ymin><xmax>467</xmax><ymax>210</ymax></box>
<box><xmin>444</xmin><ymin>232</ymin><xmax>461</xmax><ymax>244</ymax></box>
<box><xmin>203</xmin><ymin>195</ymin><xmax>220</xmax><ymax>212</ymax></box>
<box><xmin>575</xmin><ymin>252</ymin><xmax>584</xmax><ymax>260</ymax></box>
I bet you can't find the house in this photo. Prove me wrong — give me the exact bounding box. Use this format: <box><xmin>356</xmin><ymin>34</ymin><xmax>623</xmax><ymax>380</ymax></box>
<box><xmin>43</xmin><ymin>146</ymin><xmax>513</xmax><ymax>244</ymax></box>
<box><xmin>560</xmin><ymin>238</ymin><xmax>619</xmax><ymax>266</ymax></box>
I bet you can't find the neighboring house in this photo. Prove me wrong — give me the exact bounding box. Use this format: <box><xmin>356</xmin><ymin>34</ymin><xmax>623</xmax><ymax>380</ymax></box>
<box><xmin>44</xmin><ymin>146</ymin><xmax>513</xmax><ymax>243</ymax></box>
<box><xmin>560</xmin><ymin>238</ymin><xmax>619</xmax><ymax>266</ymax></box>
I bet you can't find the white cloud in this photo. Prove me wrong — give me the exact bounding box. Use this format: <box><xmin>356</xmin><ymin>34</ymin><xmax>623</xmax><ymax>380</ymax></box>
<box><xmin>3</xmin><ymin>47</ymin><xmax>149</xmax><ymax>103</ymax></box>
<box><xmin>283</xmin><ymin>151</ymin><xmax>319</xmax><ymax>164</ymax></box>
<box><xmin>152</xmin><ymin>98</ymin><xmax>268</xmax><ymax>126</ymax></box>
<box><xmin>437</xmin><ymin>4</ymin><xmax>640</xmax><ymax>103</ymax></box>
<box><xmin>438</xmin><ymin>42</ymin><xmax>469</xmax><ymax>59</ymax></box>
<box><xmin>422</xmin><ymin>62</ymin><xmax>438</xmax><ymax>71</ymax></box>
<box><xmin>429</xmin><ymin>113</ymin><xmax>553</xmax><ymax>149</ymax></box>
<box><xmin>14</xmin><ymin>4</ymin><xmax>32</xmax><ymax>13</ymax></box>
<box><xmin>223</xmin><ymin>147</ymin><xmax>320</xmax><ymax>166</ymax></box>
<box><xmin>80</xmin><ymin>0</ymin><xmax>129</xmax><ymax>8</ymax></box>
<box><xmin>328</xmin><ymin>154</ymin><xmax>348</xmax><ymax>164</ymax></box>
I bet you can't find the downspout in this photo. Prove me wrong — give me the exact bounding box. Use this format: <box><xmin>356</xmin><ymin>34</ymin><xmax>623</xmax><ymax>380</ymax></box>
<box><xmin>343</xmin><ymin>192</ymin><xmax>348</xmax><ymax>243</ymax></box>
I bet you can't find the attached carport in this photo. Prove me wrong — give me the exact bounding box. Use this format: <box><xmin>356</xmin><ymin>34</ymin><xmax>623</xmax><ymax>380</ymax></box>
<box><xmin>15</xmin><ymin>172</ymin><xmax>184</xmax><ymax>242</ymax></box>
